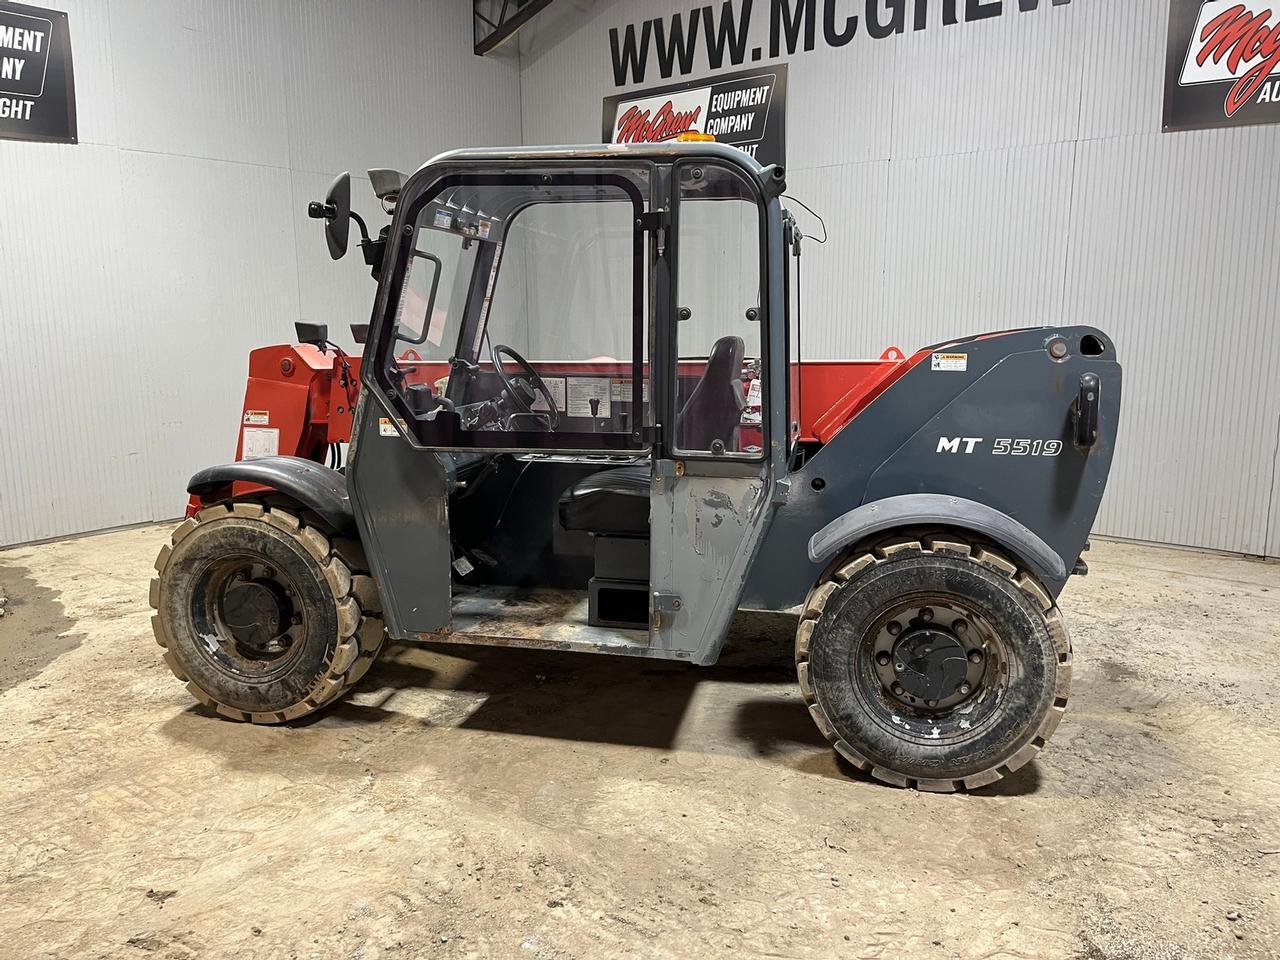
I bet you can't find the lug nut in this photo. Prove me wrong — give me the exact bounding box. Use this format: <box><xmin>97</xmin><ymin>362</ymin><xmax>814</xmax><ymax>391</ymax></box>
<box><xmin>920</xmin><ymin>607</ymin><xmax>934</xmax><ymax>622</ymax></box>
<box><xmin>968</xmin><ymin>650</ymin><xmax>983</xmax><ymax>664</ymax></box>
<box><xmin>959</xmin><ymin>683</ymin><xmax>971</xmax><ymax>695</ymax></box>
<box><xmin>887</xmin><ymin>621</ymin><xmax>902</xmax><ymax>636</ymax></box>
<box><xmin>291</xmin><ymin>615</ymin><xmax>302</xmax><ymax>625</ymax></box>
<box><xmin>952</xmin><ymin>619</ymin><xmax>968</xmax><ymax>636</ymax></box>
<box><xmin>891</xmin><ymin>682</ymin><xmax>904</xmax><ymax>696</ymax></box>
<box><xmin>876</xmin><ymin>651</ymin><xmax>891</xmax><ymax>666</ymax></box>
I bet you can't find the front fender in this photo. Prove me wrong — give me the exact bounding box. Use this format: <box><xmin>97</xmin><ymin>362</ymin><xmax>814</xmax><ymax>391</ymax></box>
<box><xmin>807</xmin><ymin>493</ymin><xmax>1068</xmax><ymax>596</ymax></box>
<box><xmin>187</xmin><ymin>456</ymin><xmax>357</xmax><ymax>538</ymax></box>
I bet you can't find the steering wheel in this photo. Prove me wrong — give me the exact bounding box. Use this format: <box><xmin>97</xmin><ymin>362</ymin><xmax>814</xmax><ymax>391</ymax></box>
<box><xmin>491</xmin><ymin>343</ymin><xmax>560</xmax><ymax>430</ymax></box>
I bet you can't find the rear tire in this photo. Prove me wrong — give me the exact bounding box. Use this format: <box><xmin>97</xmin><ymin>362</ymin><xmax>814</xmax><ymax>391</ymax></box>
<box><xmin>150</xmin><ymin>501</ymin><xmax>385</xmax><ymax>723</ymax></box>
<box><xmin>795</xmin><ymin>536</ymin><xmax>1071</xmax><ymax>791</ymax></box>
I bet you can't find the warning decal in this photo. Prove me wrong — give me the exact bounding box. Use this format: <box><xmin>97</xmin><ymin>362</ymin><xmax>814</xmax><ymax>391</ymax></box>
<box><xmin>931</xmin><ymin>353</ymin><xmax>968</xmax><ymax>372</ymax></box>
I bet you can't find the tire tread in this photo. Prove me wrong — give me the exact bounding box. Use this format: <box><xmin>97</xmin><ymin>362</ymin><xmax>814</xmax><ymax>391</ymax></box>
<box><xmin>794</xmin><ymin>533</ymin><xmax>1071</xmax><ymax>791</ymax></box>
<box><xmin>150</xmin><ymin>501</ymin><xmax>386</xmax><ymax>724</ymax></box>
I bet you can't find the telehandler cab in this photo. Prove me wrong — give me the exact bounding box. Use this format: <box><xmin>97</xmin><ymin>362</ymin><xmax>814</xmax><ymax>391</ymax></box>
<box><xmin>151</xmin><ymin>143</ymin><xmax>1122</xmax><ymax>790</ymax></box>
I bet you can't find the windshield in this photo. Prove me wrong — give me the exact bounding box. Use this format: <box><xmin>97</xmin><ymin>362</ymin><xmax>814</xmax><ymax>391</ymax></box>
<box><xmin>382</xmin><ymin>167</ymin><xmax>651</xmax><ymax>452</ymax></box>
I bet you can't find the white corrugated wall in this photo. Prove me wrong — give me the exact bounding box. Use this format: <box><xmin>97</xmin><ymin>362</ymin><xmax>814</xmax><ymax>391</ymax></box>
<box><xmin>0</xmin><ymin>0</ymin><xmax>521</xmax><ymax>546</ymax></box>
<box><xmin>517</xmin><ymin>0</ymin><xmax>1280</xmax><ymax>558</ymax></box>
<box><xmin>3</xmin><ymin>1</ymin><xmax>1278</xmax><ymax>558</ymax></box>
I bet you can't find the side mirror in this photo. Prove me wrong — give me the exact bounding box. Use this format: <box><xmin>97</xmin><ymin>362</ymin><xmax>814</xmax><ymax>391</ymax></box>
<box><xmin>307</xmin><ymin>171</ymin><xmax>352</xmax><ymax>260</ymax></box>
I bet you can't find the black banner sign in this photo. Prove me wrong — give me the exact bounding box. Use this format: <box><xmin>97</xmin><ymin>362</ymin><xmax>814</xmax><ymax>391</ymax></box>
<box><xmin>1164</xmin><ymin>0</ymin><xmax>1280</xmax><ymax>131</ymax></box>
<box><xmin>0</xmin><ymin>1</ymin><xmax>76</xmax><ymax>143</ymax></box>
<box><xmin>601</xmin><ymin>64</ymin><xmax>787</xmax><ymax>167</ymax></box>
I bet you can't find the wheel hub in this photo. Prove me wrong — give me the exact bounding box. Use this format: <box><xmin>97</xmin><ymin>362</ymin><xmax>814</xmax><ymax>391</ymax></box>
<box><xmin>222</xmin><ymin>578</ymin><xmax>290</xmax><ymax>650</ymax></box>
<box><xmin>871</xmin><ymin>603</ymin><xmax>992</xmax><ymax>712</ymax></box>
<box><xmin>892</xmin><ymin>628</ymin><xmax>968</xmax><ymax>701</ymax></box>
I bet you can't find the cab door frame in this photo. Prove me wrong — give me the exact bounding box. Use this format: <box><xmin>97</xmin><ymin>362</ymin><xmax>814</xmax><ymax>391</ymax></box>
<box><xmin>647</xmin><ymin>155</ymin><xmax>791</xmax><ymax>665</ymax></box>
<box><xmin>350</xmin><ymin>158</ymin><xmax>656</xmax><ymax>641</ymax></box>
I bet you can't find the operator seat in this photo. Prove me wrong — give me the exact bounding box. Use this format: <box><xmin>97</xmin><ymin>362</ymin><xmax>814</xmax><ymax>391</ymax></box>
<box><xmin>557</xmin><ymin>335</ymin><xmax>746</xmax><ymax>536</ymax></box>
<box><xmin>677</xmin><ymin>335</ymin><xmax>745</xmax><ymax>452</ymax></box>
<box><xmin>558</xmin><ymin>463</ymin><xmax>650</xmax><ymax>536</ymax></box>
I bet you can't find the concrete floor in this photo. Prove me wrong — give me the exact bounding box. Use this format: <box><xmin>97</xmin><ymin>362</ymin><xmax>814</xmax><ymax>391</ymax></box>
<box><xmin>1</xmin><ymin>527</ymin><xmax>1277</xmax><ymax>960</ymax></box>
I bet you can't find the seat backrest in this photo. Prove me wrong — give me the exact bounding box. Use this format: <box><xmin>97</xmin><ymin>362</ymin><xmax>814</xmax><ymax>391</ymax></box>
<box><xmin>677</xmin><ymin>335</ymin><xmax>745</xmax><ymax>451</ymax></box>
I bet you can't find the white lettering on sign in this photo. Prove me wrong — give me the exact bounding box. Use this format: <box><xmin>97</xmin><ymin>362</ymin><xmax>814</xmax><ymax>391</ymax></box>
<box><xmin>709</xmin><ymin>85</ymin><xmax>768</xmax><ymax>113</ymax></box>
<box><xmin>705</xmin><ymin>112</ymin><xmax>754</xmax><ymax>136</ymax></box>
<box><xmin>937</xmin><ymin>437</ymin><xmax>984</xmax><ymax>454</ymax></box>
<box><xmin>0</xmin><ymin>24</ymin><xmax>45</xmax><ymax>53</ymax></box>
<box><xmin>0</xmin><ymin>97</ymin><xmax>33</xmax><ymax>120</ymax></box>
<box><xmin>1</xmin><ymin>57</ymin><xmax>24</xmax><ymax>81</ymax></box>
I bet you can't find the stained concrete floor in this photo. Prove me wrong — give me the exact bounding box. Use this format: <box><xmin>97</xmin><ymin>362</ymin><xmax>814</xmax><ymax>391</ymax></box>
<box><xmin>0</xmin><ymin>527</ymin><xmax>1277</xmax><ymax>960</ymax></box>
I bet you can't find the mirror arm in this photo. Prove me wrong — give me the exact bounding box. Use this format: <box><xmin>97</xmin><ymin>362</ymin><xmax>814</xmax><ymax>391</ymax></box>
<box><xmin>350</xmin><ymin>210</ymin><xmax>372</xmax><ymax>245</ymax></box>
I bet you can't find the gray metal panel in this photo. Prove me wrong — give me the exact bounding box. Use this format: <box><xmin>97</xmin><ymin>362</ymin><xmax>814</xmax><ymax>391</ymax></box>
<box><xmin>650</xmin><ymin>471</ymin><xmax>770</xmax><ymax>664</ymax></box>
<box><xmin>346</xmin><ymin>398</ymin><xmax>453</xmax><ymax>639</ymax></box>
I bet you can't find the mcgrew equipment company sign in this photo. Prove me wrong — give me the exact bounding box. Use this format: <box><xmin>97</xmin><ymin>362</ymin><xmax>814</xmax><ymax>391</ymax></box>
<box><xmin>1165</xmin><ymin>0</ymin><xmax>1280</xmax><ymax>130</ymax></box>
<box><xmin>602</xmin><ymin>65</ymin><xmax>787</xmax><ymax>166</ymax></box>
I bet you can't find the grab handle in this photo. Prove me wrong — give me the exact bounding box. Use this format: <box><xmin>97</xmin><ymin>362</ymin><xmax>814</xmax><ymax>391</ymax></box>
<box><xmin>1075</xmin><ymin>373</ymin><xmax>1100</xmax><ymax>449</ymax></box>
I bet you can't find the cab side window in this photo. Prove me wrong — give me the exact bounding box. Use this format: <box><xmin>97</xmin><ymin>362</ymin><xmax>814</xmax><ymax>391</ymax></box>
<box><xmin>673</xmin><ymin>164</ymin><xmax>764</xmax><ymax>458</ymax></box>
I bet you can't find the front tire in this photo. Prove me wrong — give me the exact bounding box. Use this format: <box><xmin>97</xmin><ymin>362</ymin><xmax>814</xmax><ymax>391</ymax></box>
<box><xmin>796</xmin><ymin>536</ymin><xmax>1071</xmax><ymax>791</ymax></box>
<box><xmin>150</xmin><ymin>501</ymin><xmax>384</xmax><ymax>723</ymax></box>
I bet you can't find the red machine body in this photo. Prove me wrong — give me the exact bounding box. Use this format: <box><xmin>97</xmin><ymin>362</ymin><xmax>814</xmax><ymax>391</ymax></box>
<box><xmin>189</xmin><ymin>343</ymin><xmax>919</xmax><ymax>517</ymax></box>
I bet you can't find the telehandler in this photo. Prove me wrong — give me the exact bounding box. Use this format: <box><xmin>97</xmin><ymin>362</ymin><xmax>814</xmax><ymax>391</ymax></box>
<box><xmin>151</xmin><ymin>142</ymin><xmax>1121</xmax><ymax>790</ymax></box>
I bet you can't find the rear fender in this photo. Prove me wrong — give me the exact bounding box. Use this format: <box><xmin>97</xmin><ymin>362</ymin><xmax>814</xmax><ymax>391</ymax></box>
<box><xmin>187</xmin><ymin>456</ymin><xmax>357</xmax><ymax>538</ymax></box>
<box><xmin>807</xmin><ymin>494</ymin><xmax>1068</xmax><ymax>595</ymax></box>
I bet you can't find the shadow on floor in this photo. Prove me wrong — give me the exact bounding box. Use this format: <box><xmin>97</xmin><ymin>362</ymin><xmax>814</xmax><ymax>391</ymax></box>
<box><xmin>162</xmin><ymin>606</ymin><xmax>1047</xmax><ymax>795</ymax></box>
<box><xmin>338</xmin><ymin>608</ymin><xmax>807</xmax><ymax>753</ymax></box>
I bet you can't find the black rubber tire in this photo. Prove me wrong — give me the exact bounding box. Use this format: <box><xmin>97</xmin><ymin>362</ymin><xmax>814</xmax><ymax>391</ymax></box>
<box><xmin>150</xmin><ymin>501</ymin><xmax>385</xmax><ymax>723</ymax></box>
<box><xmin>795</xmin><ymin>536</ymin><xmax>1072</xmax><ymax>792</ymax></box>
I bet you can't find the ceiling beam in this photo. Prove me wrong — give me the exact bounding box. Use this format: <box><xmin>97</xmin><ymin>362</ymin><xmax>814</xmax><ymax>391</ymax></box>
<box><xmin>473</xmin><ymin>0</ymin><xmax>556</xmax><ymax>56</ymax></box>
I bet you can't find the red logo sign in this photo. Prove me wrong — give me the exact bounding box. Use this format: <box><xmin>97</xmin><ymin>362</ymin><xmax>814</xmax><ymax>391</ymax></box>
<box><xmin>1182</xmin><ymin>2</ymin><xmax>1280</xmax><ymax>116</ymax></box>
<box><xmin>614</xmin><ymin>99</ymin><xmax>703</xmax><ymax>144</ymax></box>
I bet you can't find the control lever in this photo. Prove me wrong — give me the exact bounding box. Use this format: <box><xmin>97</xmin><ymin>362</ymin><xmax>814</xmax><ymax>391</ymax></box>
<box><xmin>589</xmin><ymin>397</ymin><xmax>600</xmax><ymax>432</ymax></box>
